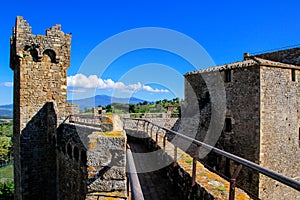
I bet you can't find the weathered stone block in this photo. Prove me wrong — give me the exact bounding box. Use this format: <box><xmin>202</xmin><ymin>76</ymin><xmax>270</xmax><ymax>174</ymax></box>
<box><xmin>88</xmin><ymin>179</ymin><xmax>113</xmax><ymax>192</ymax></box>
<box><xmin>103</xmin><ymin>167</ymin><xmax>126</xmax><ymax>180</ymax></box>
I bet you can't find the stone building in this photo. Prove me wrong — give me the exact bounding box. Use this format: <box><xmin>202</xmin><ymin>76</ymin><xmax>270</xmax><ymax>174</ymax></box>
<box><xmin>184</xmin><ymin>48</ymin><xmax>300</xmax><ymax>199</ymax></box>
<box><xmin>10</xmin><ymin>16</ymin><xmax>127</xmax><ymax>200</ymax></box>
<box><xmin>93</xmin><ymin>106</ymin><xmax>106</xmax><ymax>117</ymax></box>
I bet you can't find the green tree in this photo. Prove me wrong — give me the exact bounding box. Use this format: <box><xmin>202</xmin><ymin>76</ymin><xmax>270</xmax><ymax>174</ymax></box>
<box><xmin>0</xmin><ymin>122</ymin><xmax>13</xmax><ymax>163</ymax></box>
<box><xmin>0</xmin><ymin>137</ymin><xmax>12</xmax><ymax>162</ymax></box>
<box><xmin>105</xmin><ymin>104</ymin><xmax>112</xmax><ymax>113</ymax></box>
<box><xmin>129</xmin><ymin>104</ymin><xmax>136</xmax><ymax>113</ymax></box>
<box><xmin>0</xmin><ymin>122</ymin><xmax>13</xmax><ymax>137</ymax></box>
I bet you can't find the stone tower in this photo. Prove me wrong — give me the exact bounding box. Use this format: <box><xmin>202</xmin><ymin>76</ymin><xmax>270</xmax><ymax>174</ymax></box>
<box><xmin>10</xmin><ymin>16</ymin><xmax>71</xmax><ymax>199</ymax></box>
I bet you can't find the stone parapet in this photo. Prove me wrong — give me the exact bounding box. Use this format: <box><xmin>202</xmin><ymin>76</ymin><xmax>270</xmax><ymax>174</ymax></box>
<box><xmin>86</xmin><ymin>115</ymin><xmax>127</xmax><ymax>200</ymax></box>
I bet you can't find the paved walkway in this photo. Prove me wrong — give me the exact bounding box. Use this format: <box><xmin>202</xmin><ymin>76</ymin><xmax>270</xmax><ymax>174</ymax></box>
<box><xmin>128</xmin><ymin>140</ymin><xmax>180</xmax><ymax>200</ymax></box>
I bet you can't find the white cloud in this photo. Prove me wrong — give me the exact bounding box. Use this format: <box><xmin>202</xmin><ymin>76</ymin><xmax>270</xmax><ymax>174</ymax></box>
<box><xmin>1</xmin><ymin>82</ymin><xmax>13</xmax><ymax>87</ymax></box>
<box><xmin>68</xmin><ymin>88</ymin><xmax>86</xmax><ymax>93</ymax></box>
<box><xmin>67</xmin><ymin>74</ymin><xmax>169</xmax><ymax>93</ymax></box>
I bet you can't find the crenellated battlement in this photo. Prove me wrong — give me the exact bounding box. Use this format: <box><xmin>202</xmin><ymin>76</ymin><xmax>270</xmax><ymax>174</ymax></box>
<box><xmin>10</xmin><ymin>16</ymin><xmax>71</xmax><ymax>70</ymax></box>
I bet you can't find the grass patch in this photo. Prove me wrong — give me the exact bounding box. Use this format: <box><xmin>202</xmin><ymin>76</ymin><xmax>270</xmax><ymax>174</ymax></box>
<box><xmin>0</xmin><ymin>165</ymin><xmax>13</xmax><ymax>180</ymax></box>
<box><xmin>185</xmin><ymin>157</ymin><xmax>193</xmax><ymax>163</ymax></box>
<box><xmin>215</xmin><ymin>186</ymin><xmax>226</xmax><ymax>192</ymax></box>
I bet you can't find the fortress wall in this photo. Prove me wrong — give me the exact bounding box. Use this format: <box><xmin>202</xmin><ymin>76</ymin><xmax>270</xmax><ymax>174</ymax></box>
<box><xmin>184</xmin><ymin>66</ymin><xmax>261</xmax><ymax>196</ymax></box>
<box><xmin>259</xmin><ymin>66</ymin><xmax>300</xmax><ymax>199</ymax></box>
<box><xmin>56</xmin><ymin>124</ymin><xmax>88</xmax><ymax>200</ymax></box>
<box><xmin>57</xmin><ymin>116</ymin><xmax>127</xmax><ymax>200</ymax></box>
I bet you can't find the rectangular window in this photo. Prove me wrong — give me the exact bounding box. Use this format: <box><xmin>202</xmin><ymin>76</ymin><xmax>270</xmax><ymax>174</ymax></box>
<box><xmin>224</xmin><ymin>118</ymin><xmax>232</xmax><ymax>132</ymax></box>
<box><xmin>225</xmin><ymin>70</ymin><xmax>231</xmax><ymax>82</ymax></box>
<box><xmin>292</xmin><ymin>69</ymin><xmax>296</xmax><ymax>82</ymax></box>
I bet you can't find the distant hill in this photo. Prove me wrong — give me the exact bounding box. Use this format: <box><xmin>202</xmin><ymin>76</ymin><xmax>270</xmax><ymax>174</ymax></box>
<box><xmin>0</xmin><ymin>104</ymin><xmax>13</xmax><ymax>118</ymax></box>
<box><xmin>0</xmin><ymin>95</ymin><xmax>146</xmax><ymax>115</ymax></box>
<box><xmin>68</xmin><ymin>95</ymin><xmax>146</xmax><ymax>110</ymax></box>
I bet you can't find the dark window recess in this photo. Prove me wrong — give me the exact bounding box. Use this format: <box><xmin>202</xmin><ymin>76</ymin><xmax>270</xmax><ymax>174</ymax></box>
<box><xmin>225</xmin><ymin>70</ymin><xmax>231</xmax><ymax>82</ymax></box>
<box><xmin>225</xmin><ymin>157</ymin><xmax>230</xmax><ymax>177</ymax></box>
<box><xmin>292</xmin><ymin>69</ymin><xmax>296</xmax><ymax>82</ymax></box>
<box><xmin>248</xmin><ymin>171</ymin><xmax>253</xmax><ymax>183</ymax></box>
<box><xmin>62</xmin><ymin>142</ymin><xmax>66</xmax><ymax>154</ymax></box>
<box><xmin>52</xmin><ymin>136</ymin><xmax>56</xmax><ymax>145</ymax></box>
<box><xmin>67</xmin><ymin>143</ymin><xmax>72</xmax><ymax>158</ymax></box>
<box><xmin>225</xmin><ymin>118</ymin><xmax>232</xmax><ymax>132</ymax></box>
<box><xmin>74</xmin><ymin>146</ymin><xmax>79</xmax><ymax>162</ymax></box>
<box><xmin>81</xmin><ymin>150</ymin><xmax>87</xmax><ymax>166</ymax></box>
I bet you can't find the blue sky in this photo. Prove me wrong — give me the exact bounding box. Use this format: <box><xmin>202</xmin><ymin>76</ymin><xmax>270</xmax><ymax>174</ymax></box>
<box><xmin>0</xmin><ymin>0</ymin><xmax>300</xmax><ymax>105</ymax></box>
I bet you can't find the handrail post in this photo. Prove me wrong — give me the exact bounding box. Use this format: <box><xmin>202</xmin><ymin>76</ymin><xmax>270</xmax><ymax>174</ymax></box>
<box><xmin>192</xmin><ymin>145</ymin><xmax>200</xmax><ymax>186</ymax></box>
<box><xmin>173</xmin><ymin>146</ymin><xmax>177</xmax><ymax>167</ymax></box>
<box><xmin>163</xmin><ymin>135</ymin><xmax>166</xmax><ymax>152</ymax></box>
<box><xmin>143</xmin><ymin>120</ymin><xmax>146</xmax><ymax>132</ymax></box>
<box><xmin>136</xmin><ymin>119</ymin><xmax>140</xmax><ymax>133</ymax></box>
<box><xmin>126</xmin><ymin>118</ymin><xmax>300</xmax><ymax>193</ymax></box>
<box><xmin>146</xmin><ymin>121</ymin><xmax>150</xmax><ymax>133</ymax></box>
<box><xmin>150</xmin><ymin>124</ymin><xmax>154</xmax><ymax>138</ymax></box>
<box><xmin>155</xmin><ymin>128</ymin><xmax>159</xmax><ymax>145</ymax></box>
<box><xmin>229</xmin><ymin>164</ymin><xmax>243</xmax><ymax>200</ymax></box>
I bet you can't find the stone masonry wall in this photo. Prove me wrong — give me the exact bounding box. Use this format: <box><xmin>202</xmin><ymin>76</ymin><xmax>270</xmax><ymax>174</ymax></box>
<box><xmin>259</xmin><ymin>66</ymin><xmax>300</xmax><ymax>199</ymax></box>
<box><xmin>10</xmin><ymin>16</ymin><xmax>71</xmax><ymax>123</ymax></box>
<box><xmin>56</xmin><ymin>124</ymin><xmax>88</xmax><ymax>200</ymax></box>
<box><xmin>184</xmin><ymin>65</ymin><xmax>261</xmax><ymax>196</ymax></box>
<box><xmin>256</xmin><ymin>47</ymin><xmax>300</xmax><ymax>65</ymax></box>
<box><xmin>85</xmin><ymin>115</ymin><xmax>127</xmax><ymax>200</ymax></box>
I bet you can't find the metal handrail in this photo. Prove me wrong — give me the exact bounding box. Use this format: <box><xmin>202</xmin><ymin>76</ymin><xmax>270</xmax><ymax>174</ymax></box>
<box><xmin>124</xmin><ymin>118</ymin><xmax>300</xmax><ymax>193</ymax></box>
<box><xmin>126</xmin><ymin>146</ymin><xmax>145</xmax><ymax>200</ymax></box>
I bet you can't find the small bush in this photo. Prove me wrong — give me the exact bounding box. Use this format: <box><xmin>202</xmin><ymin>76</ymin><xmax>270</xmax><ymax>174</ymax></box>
<box><xmin>0</xmin><ymin>180</ymin><xmax>14</xmax><ymax>200</ymax></box>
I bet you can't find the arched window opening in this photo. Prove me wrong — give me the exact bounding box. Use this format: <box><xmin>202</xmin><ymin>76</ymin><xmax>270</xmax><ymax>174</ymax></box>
<box><xmin>24</xmin><ymin>44</ymin><xmax>39</xmax><ymax>62</ymax></box>
<box><xmin>43</xmin><ymin>49</ymin><xmax>57</xmax><ymax>63</ymax></box>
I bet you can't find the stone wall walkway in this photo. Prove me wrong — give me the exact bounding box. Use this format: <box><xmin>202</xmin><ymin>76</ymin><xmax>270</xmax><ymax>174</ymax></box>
<box><xmin>128</xmin><ymin>140</ymin><xmax>180</xmax><ymax>200</ymax></box>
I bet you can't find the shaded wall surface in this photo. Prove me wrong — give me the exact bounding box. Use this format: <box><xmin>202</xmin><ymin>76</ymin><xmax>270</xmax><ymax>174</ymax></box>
<box><xmin>14</xmin><ymin>103</ymin><xmax>88</xmax><ymax>200</ymax></box>
<box><xmin>56</xmin><ymin>123</ymin><xmax>88</xmax><ymax>200</ymax></box>
<box><xmin>19</xmin><ymin>103</ymin><xmax>57</xmax><ymax>199</ymax></box>
<box><xmin>184</xmin><ymin>67</ymin><xmax>261</xmax><ymax>196</ymax></box>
